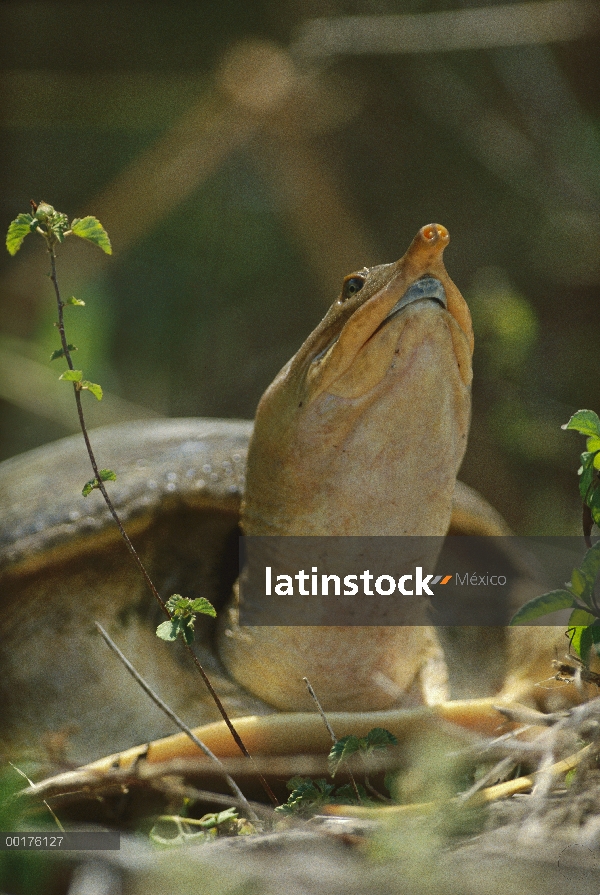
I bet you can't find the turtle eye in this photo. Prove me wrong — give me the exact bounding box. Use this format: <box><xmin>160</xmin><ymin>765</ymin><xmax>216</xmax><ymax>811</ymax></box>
<box><xmin>341</xmin><ymin>275</ymin><xmax>365</xmax><ymax>301</ymax></box>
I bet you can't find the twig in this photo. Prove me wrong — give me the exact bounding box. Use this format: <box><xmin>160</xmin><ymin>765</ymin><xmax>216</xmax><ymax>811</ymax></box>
<box><xmin>95</xmin><ymin>623</ymin><xmax>259</xmax><ymax>820</ymax></box>
<box><xmin>303</xmin><ymin>676</ymin><xmax>361</xmax><ymax>803</ymax></box>
<box><xmin>47</xmin><ymin>239</ymin><xmax>277</xmax><ymax>805</ymax></box>
<box><xmin>303</xmin><ymin>678</ymin><xmax>337</xmax><ymax>744</ymax></box>
<box><xmin>9</xmin><ymin>762</ymin><xmax>64</xmax><ymax>832</ymax></box>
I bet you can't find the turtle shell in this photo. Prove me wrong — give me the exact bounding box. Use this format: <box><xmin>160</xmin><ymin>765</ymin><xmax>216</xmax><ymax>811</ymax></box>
<box><xmin>0</xmin><ymin>419</ymin><xmax>275</xmax><ymax>763</ymax></box>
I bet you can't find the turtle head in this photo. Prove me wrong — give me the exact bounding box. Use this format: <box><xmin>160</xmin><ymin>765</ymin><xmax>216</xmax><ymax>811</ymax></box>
<box><xmin>242</xmin><ymin>224</ymin><xmax>473</xmax><ymax>536</ymax></box>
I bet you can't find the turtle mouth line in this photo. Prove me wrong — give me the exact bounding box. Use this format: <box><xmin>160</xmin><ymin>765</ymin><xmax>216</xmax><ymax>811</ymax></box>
<box><xmin>384</xmin><ymin>276</ymin><xmax>447</xmax><ymax>322</ymax></box>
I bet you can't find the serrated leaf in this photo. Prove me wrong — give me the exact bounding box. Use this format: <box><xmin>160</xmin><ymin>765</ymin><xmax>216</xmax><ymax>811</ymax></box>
<box><xmin>59</xmin><ymin>369</ymin><xmax>83</xmax><ymax>382</ymax></box>
<box><xmin>70</xmin><ymin>216</ymin><xmax>112</xmax><ymax>254</ymax></box>
<box><xmin>180</xmin><ymin>618</ymin><xmax>196</xmax><ymax>644</ymax></box>
<box><xmin>189</xmin><ymin>597</ymin><xmax>217</xmax><ymax>618</ymax></box>
<box><xmin>579</xmin><ymin>453</ymin><xmax>597</xmax><ymax>500</ymax></box>
<box><xmin>99</xmin><ymin>469</ymin><xmax>117</xmax><ymax>483</ymax></box>
<box><xmin>66</xmin><ymin>296</ymin><xmax>85</xmax><ymax>306</ymax></box>
<box><xmin>563</xmin><ymin>410</ymin><xmax>600</xmax><ymax>438</ymax></box>
<box><xmin>328</xmin><ymin>735</ymin><xmax>361</xmax><ymax>777</ymax></box>
<box><xmin>82</xmin><ymin>479</ymin><xmax>98</xmax><ymax>497</ymax></box>
<box><xmin>50</xmin><ymin>344</ymin><xmax>77</xmax><ymax>361</ymax></box>
<box><xmin>509</xmin><ymin>589</ymin><xmax>576</xmax><ymax>625</ymax></box>
<box><xmin>156</xmin><ymin>620</ymin><xmax>180</xmax><ymax>642</ymax></box>
<box><xmin>81</xmin><ymin>380</ymin><xmax>103</xmax><ymax>400</ymax></box>
<box><xmin>364</xmin><ymin>727</ymin><xmax>398</xmax><ymax>750</ymax></box>
<box><xmin>6</xmin><ymin>214</ymin><xmax>36</xmax><ymax>255</ymax></box>
<box><xmin>165</xmin><ymin>594</ymin><xmax>185</xmax><ymax>614</ymax></box>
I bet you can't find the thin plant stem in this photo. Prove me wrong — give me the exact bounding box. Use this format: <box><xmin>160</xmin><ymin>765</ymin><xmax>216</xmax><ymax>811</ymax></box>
<box><xmin>303</xmin><ymin>676</ymin><xmax>361</xmax><ymax>803</ymax></box>
<box><xmin>95</xmin><ymin>623</ymin><xmax>258</xmax><ymax>820</ymax></box>
<box><xmin>47</xmin><ymin>241</ymin><xmax>278</xmax><ymax>806</ymax></box>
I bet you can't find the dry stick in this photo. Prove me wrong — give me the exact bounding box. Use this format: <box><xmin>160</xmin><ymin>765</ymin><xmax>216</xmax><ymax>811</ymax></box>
<box><xmin>48</xmin><ymin>244</ymin><xmax>277</xmax><ymax>807</ymax></box>
<box><xmin>303</xmin><ymin>677</ymin><xmax>362</xmax><ymax>803</ymax></box>
<box><xmin>9</xmin><ymin>763</ymin><xmax>65</xmax><ymax>832</ymax></box>
<box><xmin>95</xmin><ymin>623</ymin><xmax>258</xmax><ymax>821</ymax></box>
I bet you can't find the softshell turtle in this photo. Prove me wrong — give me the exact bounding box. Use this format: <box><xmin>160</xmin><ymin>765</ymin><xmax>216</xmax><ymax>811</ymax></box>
<box><xmin>0</xmin><ymin>224</ymin><xmax>566</xmax><ymax>765</ymax></box>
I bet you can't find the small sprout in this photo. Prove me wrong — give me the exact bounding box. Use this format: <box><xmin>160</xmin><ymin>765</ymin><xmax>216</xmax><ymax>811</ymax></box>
<box><xmin>58</xmin><ymin>370</ymin><xmax>103</xmax><ymax>399</ymax></box>
<box><xmin>511</xmin><ymin>414</ymin><xmax>600</xmax><ymax>660</ymax></box>
<box><xmin>328</xmin><ymin>736</ymin><xmax>361</xmax><ymax>778</ymax></box>
<box><xmin>328</xmin><ymin>727</ymin><xmax>398</xmax><ymax>777</ymax></box>
<box><xmin>156</xmin><ymin>594</ymin><xmax>216</xmax><ymax>645</ymax></box>
<box><xmin>34</xmin><ymin>202</ymin><xmax>56</xmax><ymax>222</ymax></box>
<box><xmin>70</xmin><ymin>216</ymin><xmax>112</xmax><ymax>255</ymax></box>
<box><xmin>66</xmin><ymin>296</ymin><xmax>85</xmax><ymax>306</ymax></box>
<box><xmin>82</xmin><ymin>469</ymin><xmax>117</xmax><ymax>497</ymax></box>
<box><xmin>50</xmin><ymin>345</ymin><xmax>77</xmax><ymax>361</ymax></box>
<box><xmin>275</xmin><ymin>778</ymin><xmax>336</xmax><ymax>816</ymax></box>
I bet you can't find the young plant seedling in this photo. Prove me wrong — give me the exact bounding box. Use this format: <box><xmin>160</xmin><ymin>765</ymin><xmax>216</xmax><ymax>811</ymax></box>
<box><xmin>510</xmin><ymin>410</ymin><xmax>600</xmax><ymax>667</ymax></box>
<box><xmin>5</xmin><ymin>203</ymin><xmax>277</xmax><ymax>806</ymax></box>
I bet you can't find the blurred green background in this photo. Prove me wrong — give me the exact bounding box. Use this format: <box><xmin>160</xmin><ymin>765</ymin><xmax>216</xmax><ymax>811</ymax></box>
<box><xmin>1</xmin><ymin>0</ymin><xmax>599</xmax><ymax>534</ymax></box>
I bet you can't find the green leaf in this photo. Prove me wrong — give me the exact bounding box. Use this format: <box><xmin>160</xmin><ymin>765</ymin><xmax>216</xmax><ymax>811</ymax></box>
<box><xmin>579</xmin><ymin>452</ymin><xmax>598</xmax><ymax>500</ymax></box>
<box><xmin>509</xmin><ymin>589</ymin><xmax>576</xmax><ymax>625</ymax></box>
<box><xmin>328</xmin><ymin>735</ymin><xmax>361</xmax><ymax>777</ymax></box>
<box><xmin>156</xmin><ymin>620</ymin><xmax>180</xmax><ymax>642</ymax></box>
<box><xmin>275</xmin><ymin>778</ymin><xmax>336</xmax><ymax>815</ymax></box>
<box><xmin>81</xmin><ymin>470</ymin><xmax>116</xmax><ymax>497</ymax></box>
<box><xmin>568</xmin><ymin>609</ymin><xmax>596</xmax><ymax>628</ymax></box>
<box><xmin>567</xmin><ymin>624</ymin><xmax>600</xmax><ymax>661</ymax></box>
<box><xmin>165</xmin><ymin>594</ymin><xmax>185</xmax><ymax>613</ymax></box>
<box><xmin>364</xmin><ymin>727</ymin><xmax>398</xmax><ymax>750</ymax></box>
<box><xmin>50</xmin><ymin>345</ymin><xmax>77</xmax><ymax>361</ymax></box>
<box><xmin>571</xmin><ymin>567</ymin><xmax>589</xmax><ymax>599</ymax></box>
<box><xmin>81</xmin><ymin>380</ymin><xmax>103</xmax><ymax>400</ymax></box>
<box><xmin>82</xmin><ymin>479</ymin><xmax>98</xmax><ymax>497</ymax></box>
<box><xmin>587</xmin><ymin>436</ymin><xmax>600</xmax><ymax>453</ymax></box>
<box><xmin>579</xmin><ymin>542</ymin><xmax>600</xmax><ymax>589</ymax></box>
<box><xmin>6</xmin><ymin>213</ymin><xmax>36</xmax><ymax>255</ymax></box>
<box><xmin>562</xmin><ymin>410</ymin><xmax>600</xmax><ymax>438</ymax></box>
<box><xmin>333</xmin><ymin>783</ymin><xmax>371</xmax><ymax>804</ymax></box>
<box><xmin>70</xmin><ymin>216</ymin><xmax>112</xmax><ymax>254</ymax></box>
<box><xmin>66</xmin><ymin>296</ymin><xmax>85</xmax><ymax>306</ymax></box>
<box><xmin>180</xmin><ymin>618</ymin><xmax>196</xmax><ymax>644</ymax></box>
<box><xmin>59</xmin><ymin>369</ymin><xmax>83</xmax><ymax>382</ymax></box>
<box><xmin>576</xmin><ymin>625</ymin><xmax>600</xmax><ymax>665</ymax></box>
<box><xmin>589</xmin><ymin>487</ymin><xmax>600</xmax><ymax>528</ymax></box>
<box><xmin>189</xmin><ymin>597</ymin><xmax>217</xmax><ymax>618</ymax></box>
<box><xmin>99</xmin><ymin>469</ymin><xmax>117</xmax><ymax>483</ymax></box>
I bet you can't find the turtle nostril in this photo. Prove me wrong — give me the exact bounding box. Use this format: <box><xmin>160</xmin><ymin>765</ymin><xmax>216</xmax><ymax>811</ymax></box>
<box><xmin>421</xmin><ymin>223</ymin><xmax>449</xmax><ymax>243</ymax></box>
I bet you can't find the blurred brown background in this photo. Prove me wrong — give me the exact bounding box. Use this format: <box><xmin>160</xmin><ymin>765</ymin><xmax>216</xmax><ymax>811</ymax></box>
<box><xmin>1</xmin><ymin>0</ymin><xmax>599</xmax><ymax>534</ymax></box>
